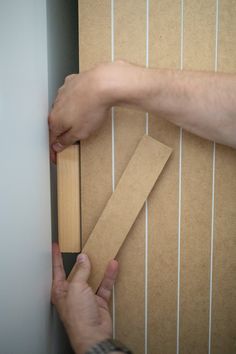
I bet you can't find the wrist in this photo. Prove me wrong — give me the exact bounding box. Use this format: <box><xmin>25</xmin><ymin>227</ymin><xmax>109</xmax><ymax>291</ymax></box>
<box><xmin>96</xmin><ymin>61</ymin><xmax>151</xmax><ymax>109</ymax></box>
<box><xmin>72</xmin><ymin>335</ymin><xmax>110</xmax><ymax>354</ymax></box>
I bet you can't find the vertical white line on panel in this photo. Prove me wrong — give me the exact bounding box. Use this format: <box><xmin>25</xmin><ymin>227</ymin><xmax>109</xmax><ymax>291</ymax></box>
<box><xmin>111</xmin><ymin>0</ymin><xmax>116</xmax><ymax>339</ymax></box>
<box><xmin>145</xmin><ymin>1</ymin><xmax>149</xmax><ymax>351</ymax></box>
<box><xmin>145</xmin><ymin>198</ymin><xmax>149</xmax><ymax>354</ymax></box>
<box><xmin>208</xmin><ymin>138</ymin><xmax>216</xmax><ymax>354</ymax></box>
<box><xmin>111</xmin><ymin>0</ymin><xmax>115</xmax><ymax>190</ymax></box>
<box><xmin>111</xmin><ymin>0</ymin><xmax>115</xmax><ymax>63</ymax></box>
<box><xmin>177</xmin><ymin>1</ymin><xmax>184</xmax><ymax>354</ymax></box>
<box><xmin>208</xmin><ymin>1</ymin><xmax>218</xmax><ymax>353</ymax></box>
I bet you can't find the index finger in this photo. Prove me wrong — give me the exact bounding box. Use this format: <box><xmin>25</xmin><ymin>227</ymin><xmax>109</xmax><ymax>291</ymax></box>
<box><xmin>96</xmin><ymin>260</ymin><xmax>119</xmax><ymax>302</ymax></box>
<box><xmin>52</xmin><ymin>243</ymin><xmax>66</xmax><ymax>283</ymax></box>
<box><xmin>48</xmin><ymin>115</ymin><xmax>59</xmax><ymax>147</ymax></box>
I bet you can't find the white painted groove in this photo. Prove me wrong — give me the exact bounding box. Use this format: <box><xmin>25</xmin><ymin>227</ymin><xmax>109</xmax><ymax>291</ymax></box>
<box><xmin>111</xmin><ymin>0</ymin><xmax>116</xmax><ymax>339</ymax></box>
<box><xmin>208</xmin><ymin>1</ymin><xmax>219</xmax><ymax>353</ymax></box>
<box><xmin>177</xmin><ymin>1</ymin><xmax>184</xmax><ymax>353</ymax></box>
<box><xmin>145</xmin><ymin>1</ymin><xmax>149</xmax><ymax>351</ymax></box>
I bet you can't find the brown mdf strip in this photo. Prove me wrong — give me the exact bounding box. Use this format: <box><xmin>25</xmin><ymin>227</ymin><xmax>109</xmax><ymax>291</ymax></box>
<box><xmin>69</xmin><ymin>136</ymin><xmax>172</xmax><ymax>291</ymax></box>
<box><xmin>57</xmin><ymin>145</ymin><xmax>80</xmax><ymax>252</ymax></box>
<box><xmin>180</xmin><ymin>1</ymin><xmax>215</xmax><ymax>353</ymax></box>
<box><xmin>148</xmin><ymin>1</ymin><xmax>180</xmax><ymax>353</ymax></box>
<box><xmin>114</xmin><ymin>2</ymin><xmax>146</xmax><ymax>352</ymax></box>
<box><xmin>211</xmin><ymin>1</ymin><xmax>236</xmax><ymax>353</ymax></box>
<box><xmin>79</xmin><ymin>0</ymin><xmax>112</xmax><ymax>245</ymax></box>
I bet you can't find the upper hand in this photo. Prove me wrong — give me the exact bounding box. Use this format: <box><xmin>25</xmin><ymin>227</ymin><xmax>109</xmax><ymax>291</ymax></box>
<box><xmin>48</xmin><ymin>65</ymin><xmax>111</xmax><ymax>161</ymax></box>
<box><xmin>51</xmin><ymin>243</ymin><xmax>118</xmax><ymax>354</ymax></box>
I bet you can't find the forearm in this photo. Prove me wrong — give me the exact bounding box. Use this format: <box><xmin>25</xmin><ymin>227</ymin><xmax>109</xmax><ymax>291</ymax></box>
<box><xmin>101</xmin><ymin>61</ymin><xmax>236</xmax><ymax>148</ymax></box>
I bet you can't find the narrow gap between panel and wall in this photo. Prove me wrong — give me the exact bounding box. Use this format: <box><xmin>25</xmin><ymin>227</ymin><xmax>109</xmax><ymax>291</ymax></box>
<box><xmin>208</xmin><ymin>1</ymin><xmax>219</xmax><ymax>353</ymax></box>
<box><xmin>111</xmin><ymin>0</ymin><xmax>116</xmax><ymax>340</ymax></box>
<box><xmin>177</xmin><ymin>1</ymin><xmax>184</xmax><ymax>353</ymax></box>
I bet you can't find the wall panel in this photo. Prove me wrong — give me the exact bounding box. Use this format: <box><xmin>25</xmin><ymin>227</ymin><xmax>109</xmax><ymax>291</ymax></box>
<box><xmin>180</xmin><ymin>1</ymin><xmax>215</xmax><ymax>353</ymax></box>
<box><xmin>80</xmin><ymin>0</ymin><xmax>112</xmax><ymax>244</ymax></box>
<box><xmin>78</xmin><ymin>1</ymin><xmax>236</xmax><ymax>353</ymax></box>
<box><xmin>148</xmin><ymin>1</ymin><xmax>180</xmax><ymax>353</ymax></box>
<box><xmin>114</xmin><ymin>2</ymin><xmax>146</xmax><ymax>352</ymax></box>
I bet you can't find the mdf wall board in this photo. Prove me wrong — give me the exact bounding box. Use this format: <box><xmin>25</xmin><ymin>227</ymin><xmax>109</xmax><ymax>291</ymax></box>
<box><xmin>114</xmin><ymin>2</ymin><xmax>147</xmax><ymax>352</ymax></box>
<box><xmin>76</xmin><ymin>1</ymin><xmax>236</xmax><ymax>354</ymax></box>
<box><xmin>180</xmin><ymin>1</ymin><xmax>215</xmax><ymax>353</ymax></box>
<box><xmin>148</xmin><ymin>1</ymin><xmax>180</xmax><ymax>353</ymax></box>
<box><xmin>79</xmin><ymin>0</ymin><xmax>112</xmax><ymax>245</ymax></box>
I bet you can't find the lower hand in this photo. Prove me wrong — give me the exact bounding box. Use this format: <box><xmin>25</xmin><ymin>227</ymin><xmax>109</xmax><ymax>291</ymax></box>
<box><xmin>51</xmin><ymin>243</ymin><xmax>118</xmax><ymax>354</ymax></box>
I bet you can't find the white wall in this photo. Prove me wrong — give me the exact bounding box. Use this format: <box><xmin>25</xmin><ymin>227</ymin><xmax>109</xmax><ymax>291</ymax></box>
<box><xmin>0</xmin><ymin>1</ymin><xmax>78</xmax><ymax>353</ymax></box>
<box><xmin>0</xmin><ymin>1</ymin><xmax>53</xmax><ymax>353</ymax></box>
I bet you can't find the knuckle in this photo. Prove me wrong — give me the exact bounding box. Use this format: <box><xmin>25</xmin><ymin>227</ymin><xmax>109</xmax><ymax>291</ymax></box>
<box><xmin>48</xmin><ymin>113</ymin><xmax>56</xmax><ymax>128</ymax></box>
<box><xmin>49</xmin><ymin>109</ymin><xmax>61</xmax><ymax>127</ymax></box>
<box><xmin>51</xmin><ymin>287</ymin><xmax>59</xmax><ymax>304</ymax></box>
<box><xmin>79</xmin><ymin>284</ymin><xmax>93</xmax><ymax>296</ymax></box>
<box><xmin>115</xmin><ymin>59</ymin><xmax>127</xmax><ymax>65</ymax></box>
<box><xmin>56</xmin><ymin>87</ymin><xmax>64</xmax><ymax>98</ymax></box>
<box><xmin>79</xmin><ymin>131</ymin><xmax>89</xmax><ymax>140</ymax></box>
<box><xmin>51</xmin><ymin>283</ymin><xmax>67</xmax><ymax>301</ymax></box>
<box><xmin>65</xmin><ymin>74</ymin><xmax>76</xmax><ymax>83</ymax></box>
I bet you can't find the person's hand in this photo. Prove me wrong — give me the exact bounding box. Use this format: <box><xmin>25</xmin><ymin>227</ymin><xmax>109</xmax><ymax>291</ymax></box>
<box><xmin>51</xmin><ymin>243</ymin><xmax>119</xmax><ymax>354</ymax></box>
<box><xmin>48</xmin><ymin>61</ymin><xmax>140</xmax><ymax>162</ymax></box>
<box><xmin>48</xmin><ymin>64</ymin><xmax>112</xmax><ymax>161</ymax></box>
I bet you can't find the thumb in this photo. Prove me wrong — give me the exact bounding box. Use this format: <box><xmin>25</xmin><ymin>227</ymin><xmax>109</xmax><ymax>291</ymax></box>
<box><xmin>52</xmin><ymin>129</ymin><xmax>77</xmax><ymax>152</ymax></box>
<box><xmin>68</xmin><ymin>253</ymin><xmax>91</xmax><ymax>283</ymax></box>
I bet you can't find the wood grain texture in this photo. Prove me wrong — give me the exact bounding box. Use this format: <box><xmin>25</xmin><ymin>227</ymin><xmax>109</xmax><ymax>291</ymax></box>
<box><xmin>148</xmin><ymin>1</ymin><xmax>180</xmax><ymax>353</ymax></box>
<box><xmin>57</xmin><ymin>145</ymin><xmax>80</xmax><ymax>252</ymax></box>
<box><xmin>211</xmin><ymin>1</ymin><xmax>236</xmax><ymax>352</ymax></box>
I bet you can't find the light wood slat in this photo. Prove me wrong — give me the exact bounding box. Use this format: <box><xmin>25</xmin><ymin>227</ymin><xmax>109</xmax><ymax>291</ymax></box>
<box><xmin>212</xmin><ymin>1</ymin><xmax>236</xmax><ymax>352</ymax></box>
<box><xmin>180</xmin><ymin>1</ymin><xmax>215</xmax><ymax>353</ymax></box>
<box><xmin>148</xmin><ymin>1</ymin><xmax>180</xmax><ymax>353</ymax></box>
<box><xmin>57</xmin><ymin>145</ymin><xmax>80</xmax><ymax>252</ymax></box>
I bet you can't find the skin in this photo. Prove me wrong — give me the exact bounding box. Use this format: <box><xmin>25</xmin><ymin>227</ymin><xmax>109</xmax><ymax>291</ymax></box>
<box><xmin>51</xmin><ymin>243</ymin><xmax>121</xmax><ymax>354</ymax></box>
<box><xmin>49</xmin><ymin>60</ymin><xmax>236</xmax><ymax>162</ymax></box>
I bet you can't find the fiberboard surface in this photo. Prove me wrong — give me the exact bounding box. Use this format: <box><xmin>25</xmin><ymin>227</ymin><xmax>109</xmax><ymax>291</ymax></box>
<box><xmin>78</xmin><ymin>1</ymin><xmax>236</xmax><ymax>353</ymax></box>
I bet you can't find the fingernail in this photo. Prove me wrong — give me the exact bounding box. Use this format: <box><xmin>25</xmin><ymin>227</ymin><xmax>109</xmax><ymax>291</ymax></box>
<box><xmin>77</xmin><ymin>253</ymin><xmax>86</xmax><ymax>263</ymax></box>
<box><xmin>53</xmin><ymin>142</ymin><xmax>63</xmax><ymax>152</ymax></box>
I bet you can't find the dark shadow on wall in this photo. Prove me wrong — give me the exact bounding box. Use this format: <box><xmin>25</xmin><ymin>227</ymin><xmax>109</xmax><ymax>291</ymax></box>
<box><xmin>47</xmin><ymin>1</ymin><xmax>78</xmax><ymax>353</ymax></box>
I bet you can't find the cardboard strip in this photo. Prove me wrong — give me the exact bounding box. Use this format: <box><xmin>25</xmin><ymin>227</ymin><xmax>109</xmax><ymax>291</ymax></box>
<box><xmin>68</xmin><ymin>135</ymin><xmax>172</xmax><ymax>291</ymax></box>
<box><xmin>57</xmin><ymin>145</ymin><xmax>80</xmax><ymax>252</ymax></box>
